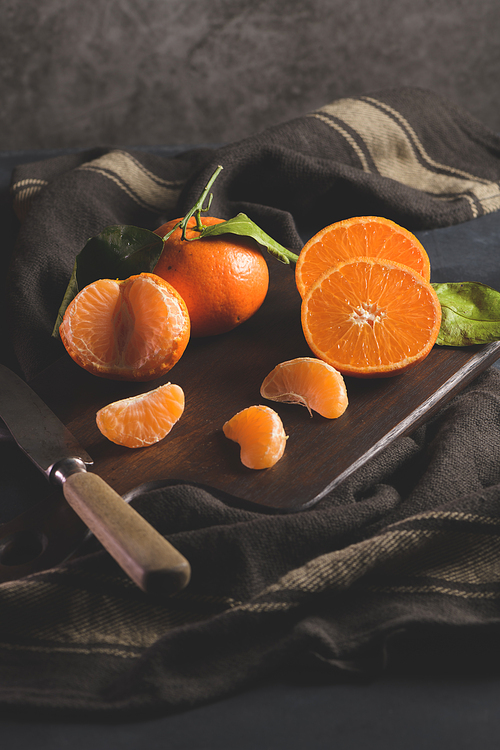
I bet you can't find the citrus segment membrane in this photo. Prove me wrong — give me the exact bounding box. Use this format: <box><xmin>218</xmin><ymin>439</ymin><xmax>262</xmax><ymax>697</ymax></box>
<box><xmin>301</xmin><ymin>257</ymin><xmax>442</xmax><ymax>378</ymax></box>
<box><xmin>96</xmin><ymin>382</ymin><xmax>185</xmax><ymax>448</ymax></box>
<box><xmin>60</xmin><ymin>273</ymin><xmax>190</xmax><ymax>381</ymax></box>
<box><xmin>223</xmin><ymin>405</ymin><xmax>287</xmax><ymax>470</ymax></box>
<box><xmin>260</xmin><ymin>357</ymin><xmax>348</xmax><ymax>419</ymax></box>
<box><xmin>295</xmin><ymin>216</ymin><xmax>431</xmax><ymax>298</ymax></box>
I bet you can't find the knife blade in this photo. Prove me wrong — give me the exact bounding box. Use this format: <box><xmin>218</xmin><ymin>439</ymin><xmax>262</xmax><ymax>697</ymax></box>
<box><xmin>0</xmin><ymin>364</ymin><xmax>191</xmax><ymax>595</ymax></box>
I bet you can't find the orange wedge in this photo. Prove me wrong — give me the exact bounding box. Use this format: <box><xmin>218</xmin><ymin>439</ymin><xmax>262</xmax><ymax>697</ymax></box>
<box><xmin>96</xmin><ymin>382</ymin><xmax>185</xmax><ymax>448</ymax></box>
<box><xmin>223</xmin><ymin>405</ymin><xmax>287</xmax><ymax>469</ymax></box>
<box><xmin>301</xmin><ymin>257</ymin><xmax>441</xmax><ymax>378</ymax></box>
<box><xmin>295</xmin><ymin>216</ymin><xmax>430</xmax><ymax>298</ymax></box>
<box><xmin>260</xmin><ymin>357</ymin><xmax>348</xmax><ymax>418</ymax></box>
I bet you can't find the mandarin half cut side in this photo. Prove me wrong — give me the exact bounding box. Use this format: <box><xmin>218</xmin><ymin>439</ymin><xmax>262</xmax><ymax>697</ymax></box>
<box><xmin>295</xmin><ymin>216</ymin><xmax>431</xmax><ymax>298</ymax></box>
<box><xmin>260</xmin><ymin>357</ymin><xmax>348</xmax><ymax>419</ymax></box>
<box><xmin>301</xmin><ymin>257</ymin><xmax>441</xmax><ymax>378</ymax></box>
<box><xmin>223</xmin><ymin>405</ymin><xmax>287</xmax><ymax>470</ymax></box>
<box><xmin>60</xmin><ymin>273</ymin><xmax>190</xmax><ymax>381</ymax></box>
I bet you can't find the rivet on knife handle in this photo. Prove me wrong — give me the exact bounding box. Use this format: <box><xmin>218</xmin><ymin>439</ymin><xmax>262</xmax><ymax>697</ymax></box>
<box><xmin>56</xmin><ymin>463</ymin><xmax>191</xmax><ymax>595</ymax></box>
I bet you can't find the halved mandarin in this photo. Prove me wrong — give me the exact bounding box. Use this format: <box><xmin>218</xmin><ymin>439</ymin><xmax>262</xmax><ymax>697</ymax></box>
<box><xmin>295</xmin><ymin>216</ymin><xmax>431</xmax><ymax>298</ymax></box>
<box><xmin>96</xmin><ymin>382</ymin><xmax>185</xmax><ymax>448</ymax></box>
<box><xmin>260</xmin><ymin>357</ymin><xmax>348</xmax><ymax>418</ymax></box>
<box><xmin>60</xmin><ymin>273</ymin><xmax>190</xmax><ymax>381</ymax></box>
<box><xmin>223</xmin><ymin>405</ymin><xmax>287</xmax><ymax>469</ymax></box>
<box><xmin>301</xmin><ymin>257</ymin><xmax>441</xmax><ymax>378</ymax></box>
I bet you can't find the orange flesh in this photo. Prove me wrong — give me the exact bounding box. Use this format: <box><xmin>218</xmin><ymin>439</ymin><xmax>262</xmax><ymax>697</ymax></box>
<box><xmin>96</xmin><ymin>382</ymin><xmax>185</xmax><ymax>448</ymax></box>
<box><xmin>60</xmin><ymin>274</ymin><xmax>190</xmax><ymax>381</ymax></box>
<box><xmin>296</xmin><ymin>216</ymin><xmax>431</xmax><ymax>298</ymax></box>
<box><xmin>223</xmin><ymin>405</ymin><xmax>287</xmax><ymax>469</ymax></box>
<box><xmin>301</xmin><ymin>258</ymin><xmax>441</xmax><ymax>378</ymax></box>
<box><xmin>260</xmin><ymin>357</ymin><xmax>348</xmax><ymax>418</ymax></box>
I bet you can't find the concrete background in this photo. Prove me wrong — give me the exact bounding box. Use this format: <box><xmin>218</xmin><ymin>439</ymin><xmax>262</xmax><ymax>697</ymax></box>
<box><xmin>1</xmin><ymin>0</ymin><xmax>499</xmax><ymax>151</ymax></box>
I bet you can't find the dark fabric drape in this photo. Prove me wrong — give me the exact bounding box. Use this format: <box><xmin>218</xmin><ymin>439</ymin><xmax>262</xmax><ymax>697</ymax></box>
<box><xmin>2</xmin><ymin>87</ymin><xmax>500</xmax><ymax>716</ymax></box>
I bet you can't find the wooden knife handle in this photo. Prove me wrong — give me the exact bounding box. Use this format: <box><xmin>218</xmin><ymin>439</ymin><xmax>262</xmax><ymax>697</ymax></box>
<box><xmin>62</xmin><ymin>472</ymin><xmax>191</xmax><ymax>595</ymax></box>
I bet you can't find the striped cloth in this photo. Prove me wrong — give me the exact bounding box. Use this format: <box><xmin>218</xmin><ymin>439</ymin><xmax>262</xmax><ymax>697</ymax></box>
<box><xmin>8</xmin><ymin>87</ymin><xmax>500</xmax><ymax>381</ymax></box>
<box><xmin>3</xmin><ymin>87</ymin><xmax>500</xmax><ymax>715</ymax></box>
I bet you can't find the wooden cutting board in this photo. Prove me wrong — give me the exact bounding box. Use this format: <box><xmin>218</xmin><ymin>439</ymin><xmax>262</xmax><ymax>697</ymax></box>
<box><xmin>28</xmin><ymin>259</ymin><xmax>500</xmax><ymax>512</ymax></box>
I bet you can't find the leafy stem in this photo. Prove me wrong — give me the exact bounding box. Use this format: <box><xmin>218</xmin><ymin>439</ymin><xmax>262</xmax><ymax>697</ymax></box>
<box><xmin>161</xmin><ymin>165</ymin><xmax>224</xmax><ymax>243</ymax></box>
<box><xmin>161</xmin><ymin>164</ymin><xmax>299</xmax><ymax>265</ymax></box>
<box><xmin>193</xmin><ymin>213</ymin><xmax>299</xmax><ymax>265</ymax></box>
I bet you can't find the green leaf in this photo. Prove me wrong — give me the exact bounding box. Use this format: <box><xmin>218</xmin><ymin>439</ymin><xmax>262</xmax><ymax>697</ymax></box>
<box><xmin>52</xmin><ymin>261</ymin><xmax>79</xmax><ymax>336</ymax></box>
<box><xmin>52</xmin><ymin>225</ymin><xmax>163</xmax><ymax>337</ymax></box>
<box><xmin>192</xmin><ymin>213</ymin><xmax>299</xmax><ymax>265</ymax></box>
<box><xmin>432</xmin><ymin>281</ymin><xmax>500</xmax><ymax>346</ymax></box>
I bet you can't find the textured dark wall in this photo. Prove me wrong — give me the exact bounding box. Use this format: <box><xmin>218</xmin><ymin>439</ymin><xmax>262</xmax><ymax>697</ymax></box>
<box><xmin>1</xmin><ymin>0</ymin><xmax>498</xmax><ymax>150</ymax></box>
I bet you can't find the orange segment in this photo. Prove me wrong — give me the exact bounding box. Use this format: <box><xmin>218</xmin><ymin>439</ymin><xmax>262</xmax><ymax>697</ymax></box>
<box><xmin>223</xmin><ymin>405</ymin><xmax>287</xmax><ymax>469</ymax></box>
<box><xmin>295</xmin><ymin>216</ymin><xmax>430</xmax><ymax>298</ymax></box>
<box><xmin>60</xmin><ymin>273</ymin><xmax>190</xmax><ymax>381</ymax></box>
<box><xmin>260</xmin><ymin>357</ymin><xmax>348</xmax><ymax>418</ymax></box>
<box><xmin>96</xmin><ymin>382</ymin><xmax>185</xmax><ymax>448</ymax></box>
<box><xmin>301</xmin><ymin>257</ymin><xmax>441</xmax><ymax>378</ymax></box>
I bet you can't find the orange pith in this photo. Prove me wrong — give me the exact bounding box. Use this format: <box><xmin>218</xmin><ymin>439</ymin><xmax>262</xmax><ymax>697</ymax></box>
<box><xmin>153</xmin><ymin>216</ymin><xmax>269</xmax><ymax>337</ymax></box>
<box><xmin>59</xmin><ymin>273</ymin><xmax>190</xmax><ymax>381</ymax></box>
<box><xmin>223</xmin><ymin>405</ymin><xmax>287</xmax><ymax>469</ymax></box>
<box><xmin>301</xmin><ymin>257</ymin><xmax>441</xmax><ymax>378</ymax></box>
<box><xmin>96</xmin><ymin>382</ymin><xmax>185</xmax><ymax>448</ymax></box>
<box><xmin>295</xmin><ymin>216</ymin><xmax>430</xmax><ymax>298</ymax></box>
<box><xmin>260</xmin><ymin>357</ymin><xmax>348</xmax><ymax>419</ymax></box>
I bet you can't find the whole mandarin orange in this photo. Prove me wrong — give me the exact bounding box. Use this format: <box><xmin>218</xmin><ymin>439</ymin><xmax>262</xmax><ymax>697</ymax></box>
<box><xmin>153</xmin><ymin>216</ymin><xmax>269</xmax><ymax>337</ymax></box>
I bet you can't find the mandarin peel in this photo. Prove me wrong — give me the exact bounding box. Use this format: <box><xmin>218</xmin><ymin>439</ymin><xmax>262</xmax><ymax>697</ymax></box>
<box><xmin>153</xmin><ymin>216</ymin><xmax>269</xmax><ymax>337</ymax></box>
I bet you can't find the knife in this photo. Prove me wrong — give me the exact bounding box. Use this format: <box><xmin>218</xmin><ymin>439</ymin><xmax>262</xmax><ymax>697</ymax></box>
<box><xmin>0</xmin><ymin>364</ymin><xmax>191</xmax><ymax>595</ymax></box>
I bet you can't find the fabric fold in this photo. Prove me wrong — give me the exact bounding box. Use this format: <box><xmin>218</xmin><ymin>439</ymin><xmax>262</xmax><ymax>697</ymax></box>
<box><xmin>2</xmin><ymin>86</ymin><xmax>500</xmax><ymax>716</ymax></box>
<box><xmin>1</xmin><ymin>368</ymin><xmax>500</xmax><ymax>714</ymax></box>
<box><xmin>7</xmin><ymin>87</ymin><xmax>500</xmax><ymax>381</ymax></box>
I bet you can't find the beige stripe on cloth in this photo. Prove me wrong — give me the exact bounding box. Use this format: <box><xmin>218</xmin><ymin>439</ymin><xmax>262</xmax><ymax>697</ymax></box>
<box><xmin>310</xmin><ymin>98</ymin><xmax>500</xmax><ymax>218</ymax></box>
<box><xmin>77</xmin><ymin>150</ymin><xmax>185</xmax><ymax>213</ymax></box>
